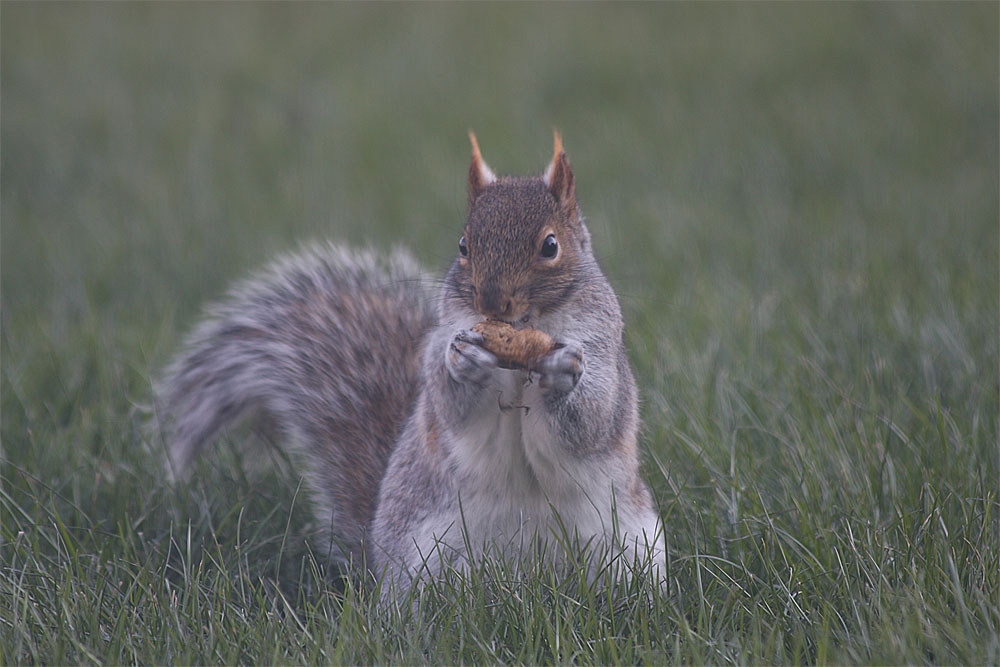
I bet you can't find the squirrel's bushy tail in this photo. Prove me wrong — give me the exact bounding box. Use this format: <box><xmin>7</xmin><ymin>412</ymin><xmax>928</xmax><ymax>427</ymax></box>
<box><xmin>154</xmin><ymin>243</ymin><xmax>435</xmax><ymax>566</ymax></box>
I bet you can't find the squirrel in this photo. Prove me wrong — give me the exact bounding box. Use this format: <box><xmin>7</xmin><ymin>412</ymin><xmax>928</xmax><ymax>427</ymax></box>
<box><xmin>156</xmin><ymin>132</ymin><xmax>665</xmax><ymax>600</ymax></box>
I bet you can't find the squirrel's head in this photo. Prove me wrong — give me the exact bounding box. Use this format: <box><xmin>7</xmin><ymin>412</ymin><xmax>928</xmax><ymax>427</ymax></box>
<box><xmin>447</xmin><ymin>131</ymin><xmax>594</xmax><ymax>325</ymax></box>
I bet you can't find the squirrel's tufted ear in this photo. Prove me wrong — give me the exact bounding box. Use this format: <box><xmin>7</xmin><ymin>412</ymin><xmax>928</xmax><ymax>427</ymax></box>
<box><xmin>542</xmin><ymin>130</ymin><xmax>575</xmax><ymax>210</ymax></box>
<box><xmin>468</xmin><ymin>131</ymin><xmax>496</xmax><ymax>208</ymax></box>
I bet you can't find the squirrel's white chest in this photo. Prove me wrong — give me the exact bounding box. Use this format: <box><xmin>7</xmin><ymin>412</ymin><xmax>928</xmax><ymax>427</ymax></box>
<box><xmin>446</xmin><ymin>370</ymin><xmax>594</xmax><ymax>535</ymax></box>
<box><xmin>451</xmin><ymin>369</ymin><xmax>546</xmax><ymax>492</ymax></box>
<box><xmin>408</xmin><ymin>369</ymin><xmax>664</xmax><ymax>582</ymax></box>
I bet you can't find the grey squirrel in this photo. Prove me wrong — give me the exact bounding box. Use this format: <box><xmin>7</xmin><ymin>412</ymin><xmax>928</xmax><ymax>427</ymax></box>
<box><xmin>156</xmin><ymin>133</ymin><xmax>665</xmax><ymax>599</ymax></box>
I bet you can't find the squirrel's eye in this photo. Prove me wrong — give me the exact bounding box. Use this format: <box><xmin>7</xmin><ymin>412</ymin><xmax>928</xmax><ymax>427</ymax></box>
<box><xmin>459</xmin><ymin>236</ymin><xmax>468</xmax><ymax>257</ymax></box>
<box><xmin>540</xmin><ymin>234</ymin><xmax>558</xmax><ymax>259</ymax></box>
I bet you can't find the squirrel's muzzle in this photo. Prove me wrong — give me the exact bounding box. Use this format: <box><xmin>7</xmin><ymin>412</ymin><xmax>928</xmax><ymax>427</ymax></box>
<box><xmin>474</xmin><ymin>284</ymin><xmax>515</xmax><ymax>320</ymax></box>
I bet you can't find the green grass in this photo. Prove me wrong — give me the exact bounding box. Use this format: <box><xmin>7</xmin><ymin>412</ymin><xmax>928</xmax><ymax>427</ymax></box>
<box><xmin>2</xmin><ymin>3</ymin><xmax>997</xmax><ymax>664</ymax></box>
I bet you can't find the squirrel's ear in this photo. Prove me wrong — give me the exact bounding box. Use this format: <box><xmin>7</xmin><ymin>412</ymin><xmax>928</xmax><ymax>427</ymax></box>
<box><xmin>542</xmin><ymin>130</ymin><xmax>575</xmax><ymax>210</ymax></box>
<box><xmin>468</xmin><ymin>131</ymin><xmax>496</xmax><ymax>208</ymax></box>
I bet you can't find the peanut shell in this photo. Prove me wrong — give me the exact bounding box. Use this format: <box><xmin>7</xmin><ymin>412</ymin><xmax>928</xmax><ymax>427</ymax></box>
<box><xmin>472</xmin><ymin>319</ymin><xmax>556</xmax><ymax>371</ymax></box>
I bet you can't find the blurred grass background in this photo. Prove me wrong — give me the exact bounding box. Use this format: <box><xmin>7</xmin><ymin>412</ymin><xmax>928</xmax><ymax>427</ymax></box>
<box><xmin>2</xmin><ymin>3</ymin><xmax>997</xmax><ymax>664</ymax></box>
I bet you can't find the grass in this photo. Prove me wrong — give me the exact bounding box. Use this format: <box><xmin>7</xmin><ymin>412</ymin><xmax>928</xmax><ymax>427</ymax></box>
<box><xmin>2</xmin><ymin>3</ymin><xmax>997</xmax><ymax>664</ymax></box>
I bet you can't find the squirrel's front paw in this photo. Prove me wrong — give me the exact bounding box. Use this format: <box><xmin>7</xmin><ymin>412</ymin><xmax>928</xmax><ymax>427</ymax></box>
<box><xmin>539</xmin><ymin>341</ymin><xmax>585</xmax><ymax>395</ymax></box>
<box><xmin>446</xmin><ymin>330</ymin><xmax>498</xmax><ymax>385</ymax></box>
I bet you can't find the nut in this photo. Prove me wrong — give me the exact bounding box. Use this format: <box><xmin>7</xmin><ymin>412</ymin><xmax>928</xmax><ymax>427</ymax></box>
<box><xmin>472</xmin><ymin>320</ymin><xmax>556</xmax><ymax>371</ymax></box>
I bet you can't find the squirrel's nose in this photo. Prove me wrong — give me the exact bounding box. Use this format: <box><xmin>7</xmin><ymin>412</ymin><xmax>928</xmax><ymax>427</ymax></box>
<box><xmin>475</xmin><ymin>286</ymin><xmax>514</xmax><ymax>320</ymax></box>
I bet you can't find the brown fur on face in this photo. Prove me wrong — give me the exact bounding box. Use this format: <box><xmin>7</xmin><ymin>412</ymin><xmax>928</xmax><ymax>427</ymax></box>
<box><xmin>451</xmin><ymin>177</ymin><xmax>587</xmax><ymax>322</ymax></box>
<box><xmin>447</xmin><ymin>133</ymin><xmax>589</xmax><ymax>323</ymax></box>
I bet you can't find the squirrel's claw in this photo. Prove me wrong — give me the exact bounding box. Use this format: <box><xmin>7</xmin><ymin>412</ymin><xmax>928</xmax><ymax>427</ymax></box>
<box><xmin>447</xmin><ymin>329</ymin><xmax>498</xmax><ymax>385</ymax></box>
<box><xmin>539</xmin><ymin>341</ymin><xmax>584</xmax><ymax>394</ymax></box>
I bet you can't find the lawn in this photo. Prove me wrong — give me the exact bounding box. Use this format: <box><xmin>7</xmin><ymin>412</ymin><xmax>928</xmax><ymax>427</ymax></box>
<box><xmin>2</xmin><ymin>3</ymin><xmax>997</xmax><ymax>664</ymax></box>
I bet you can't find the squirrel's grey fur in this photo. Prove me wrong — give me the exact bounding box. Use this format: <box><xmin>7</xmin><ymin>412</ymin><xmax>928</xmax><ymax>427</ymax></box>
<box><xmin>156</xmin><ymin>135</ymin><xmax>665</xmax><ymax>600</ymax></box>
